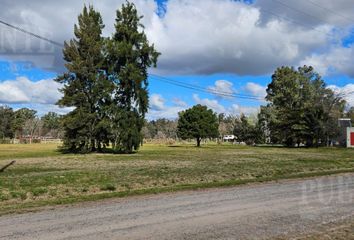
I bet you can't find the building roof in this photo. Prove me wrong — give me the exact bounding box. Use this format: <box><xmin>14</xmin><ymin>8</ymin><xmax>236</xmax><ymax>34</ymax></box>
<box><xmin>338</xmin><ymin>118</ymin><xmax>352</xmax><ymax>128</ymax></box>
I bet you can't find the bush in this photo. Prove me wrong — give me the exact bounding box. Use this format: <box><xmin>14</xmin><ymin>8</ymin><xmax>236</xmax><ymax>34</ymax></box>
<box><xmin>0</xmin><ymin>139</ymin><xmax>12</xmax><ymax>144</ymax></box>
<box><xmin>19</xmin><ymin>139</ymin><xmax>41</xmax><ymax>144</ymax></box>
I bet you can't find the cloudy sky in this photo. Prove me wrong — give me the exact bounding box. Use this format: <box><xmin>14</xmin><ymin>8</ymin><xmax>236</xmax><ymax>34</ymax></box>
<box><xmin>0</xmin><ymin>0</ymin><xmax>353</xmax><ymax>118</ymax></box>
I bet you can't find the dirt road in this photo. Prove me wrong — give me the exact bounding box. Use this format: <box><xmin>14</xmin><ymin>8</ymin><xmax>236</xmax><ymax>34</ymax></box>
<box><xmin>1</xmin><ymin>173</ymin><xmax>354</xmax><ymax>239</ymax></box>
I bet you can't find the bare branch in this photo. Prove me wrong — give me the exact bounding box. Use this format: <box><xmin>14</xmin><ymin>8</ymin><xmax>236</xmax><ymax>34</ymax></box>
<box><xmin>0</xmin><ymin>161</ymin><xmax>16</xmax><ymax>173</ymax></box>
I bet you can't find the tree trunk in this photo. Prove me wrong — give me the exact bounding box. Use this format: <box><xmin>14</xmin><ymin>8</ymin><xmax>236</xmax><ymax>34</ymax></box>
<box><xmin>196</xmin><ymin>137</ymin><xmax>201</xmax><ymax>147</ymax></box>
<box><xmin>306</xmin><ymin>137</ymin><xmax>313</xmax><ymax>148</ymax></box>
<box><xmin>91</xmin><ymin>139</ymin><xmax>96</xmax><ymax>152</ymax></box>
<box><xmin>97</xmin><ymin>141</ymin><xmax>102</xmax><ymax>152</ymax></box>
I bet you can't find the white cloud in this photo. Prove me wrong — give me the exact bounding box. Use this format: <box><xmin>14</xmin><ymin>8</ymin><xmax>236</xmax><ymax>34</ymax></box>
<box><xmin>328</xmin><ymin>84</ymin><xmax>354</xmax><ymax>106</ymax></box>
<box><xmin>172</xmin><ymin>97</ymin><xmax>187</xmax><ymax>107</ymax></box>
<box><xmin>229</xmin><ymin>104</ymin><xmax>260</xmax><ymax>116</ymax></box>
<box><xmin>150</xmin><ymin>93</ymin><xmax>165</xmax><ymax>110</ymax></box>
<box><xmin>207</xmin><ymin>80</ymin><xmax>234</xmax><ymax>99</ymax></box>
<box><xmin>0</xmin><ymin>77</ymin><xmax>61</xmax><ymax>104</ymax></box>
<box><xmin>244</xmin><ymin>82</ymin><xmax>267</xmax><ymax>99</ymax></box>
<box><xmin>147</xmin><ymin>106</ymin><xmax>186</xmax><ymax>120</ymax></box>
<box><xmin>193</xmin><ymin>94</ymin><xmax>260</xmax><ymax>116</ymax></box>
<box><xmin>0</xmin><ymin>0</ymin><xmax>155</xmax><ymax>72</ymax></box>
<box><xmin>148</xmin><ymin>93</ymin><xmax>261</xmax><ymax>119</ymax></box>
<box><xmin>2</xmin><ymin>0</ymin><xmax>354</xmax><ymax>76</ymax></box>
<box><xmin>192</xmin><ymin>94</ymin><xmax>225</xmax><ymax>113</ymax></box>
<box><xmin>300</xmin><ymin>44</ymin><xmax>354</xmax><ymax>77</ymax></box>
<box><xmin>148</xmin><ymin>0</ymin><xmax>336</xmax><ymax>75</ymax></box>
<box><xmin>11</xmin><ymin>103</ymin><xmax>73</xmax><ymax>116</ymax></box>
<box><xmin>255</xmin><ymin>0</ymin><xmax>354</xmax><ymax>28</ymax></box>
<box><xmin>0</xmin><ymin>80</ymin><xmax>29</xmax><ymax>103</ymax></box>
<box><xmin>148</xmin><ymin>94</ymin><xmax>188</xmax><ymax>119</ymax></box>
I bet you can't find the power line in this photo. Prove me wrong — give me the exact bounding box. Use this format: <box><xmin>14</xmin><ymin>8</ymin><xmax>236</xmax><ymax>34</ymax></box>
<box><xmin>271</xmin><ymin>0</ymin><xmax>354</xmax><ymax>37</ymax></box>
<box><xmin>306</xmin><ymin>0</ymin><xmax>354</xmax><ymax>23</ymax></box>
<box><xmin>151</xmin><ymin>74</ymin><xmax>261</xmax><ymax>99</ymax></box>
<box><xmin>0</xmin><ymin>19</ymin><xmax>64</xmax><ymax>47</ymax></box>
<box><xmin>272</xmin><ymin>0</ymin><xmax>336</xmax><ymax>27</ymax></box>
<box><xmin>260</xmin><ymin>8</ymin><xmax>334</xmax><ymax>37</ymax></box>
<box><xmin>256</xmin><ymin>0</ymin><xmax>353</xmax><ymax>39</ymax></box>
<box><xmin>150</xmin><ymin>74</ymin><xmax>265</xmax><ymax>101</ymax></box>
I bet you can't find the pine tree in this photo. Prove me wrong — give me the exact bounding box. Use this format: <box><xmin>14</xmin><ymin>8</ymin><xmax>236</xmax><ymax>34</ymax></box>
<box><xmin>56</xmin><ymin>2</ymin><xmax>159</xmax><ymax>153</ymax></box>
<box><xmin>107</xmin><ymin>2</ymin><xmax>160</xmax><ymax>153</ymax></box>
<box><xmin>56</xmin><ymin>5</ymin><xmax>108</xmax><ymax>153</ymax></box>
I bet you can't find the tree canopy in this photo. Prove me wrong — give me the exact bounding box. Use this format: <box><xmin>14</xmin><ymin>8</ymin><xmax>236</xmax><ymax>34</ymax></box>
<box><xmin>233</xmin><ymin>114</ymin><xmax>263</xmax><ymax>145</ymax></box>
<box><xmin>41</xmin><ymin>112</ymin><xmax>62</xmax><ymax>138</ymax></box>
<box><xmin>260</xmin><ymin>65</ymin><xmax>345</xmax><ymax>147</ymax></box>
<box><xmin>177</xmin><ymin>104</ymin><xmax>219</xmax><ymax>147</ymax></box>
<box><xmin>13</xmin><ymin>108</ymin><xmax>37</xmax><ymax>139</ymax></box>
<box><xmin>347</xmin><ymin>107</ymin><xmax>354</xmax><ymax>124</ymax></box>
<box><xmin>142</xmin><ymin>119</ymin><xmax>177</xmax><ymax>139</ymax></box>
<box><xmin>0</xmin><ymin>106</ymin><xmax>15</xmax><ymax>139</ymax></box>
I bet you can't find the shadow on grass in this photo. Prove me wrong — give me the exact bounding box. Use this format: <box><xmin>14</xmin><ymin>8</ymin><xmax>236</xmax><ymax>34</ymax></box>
<box><xmin>167</xmin><ymin>145</ymin><xmax>189</xmax><ymax>148</ymax></box>
<box><xmin>254</xmin><ymin>144</ymin><xmax>349</xmax><ymax>150</ymax></box>
<box><xmin>254</xmin><ymin>144</ymin><xmax>285</xmax><ymax>148</ymax></box>
<box><xmin>167</xmin><ymin>145</ymin><xmax>216</xmax><ymax>149</ymax></box>
<box><xmin>57</xmin><ymin>146</ymin><xmax>138</xmax><ymax>155</ymax></box>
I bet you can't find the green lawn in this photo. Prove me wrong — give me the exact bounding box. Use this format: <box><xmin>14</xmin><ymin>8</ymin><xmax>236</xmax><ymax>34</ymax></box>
<box><xmin>0</xmin><ymin>143</ymin><xmax>353</xmax><ymax>215</ymax></box>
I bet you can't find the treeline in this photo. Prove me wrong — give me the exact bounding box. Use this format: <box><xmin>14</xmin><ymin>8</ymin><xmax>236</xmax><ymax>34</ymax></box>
<box><xmin>155</xmin><ymin>66</ymin><xmax>354</xmax><ymax>147</ymax></box>
<box><xmin>142</xmin><ymin>119</ymin><xmax>178</xmax><ymax>140</ymax></box>
<box><xmin>141</xmin><ymin>114</ymin><xmax>263</xmax><ymax>146</ymax></box>
<box><xmin>0</xmin><ymin>106</ymin><xmax>62</xmax><ymax>143</ymax></box>
<box><xmin>220</xmin><ymin>114</ymin><xmax>264</xmax><ymax>145</ymax></box>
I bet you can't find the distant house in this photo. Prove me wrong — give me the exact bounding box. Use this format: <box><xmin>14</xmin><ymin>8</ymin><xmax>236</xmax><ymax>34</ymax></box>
<box><xmin>223</xmin><ymin>135</ymin><xmax>236</xmax><ymax>142</ymax></box>
<box><xmin>338</xmin><ymin>118</ymin><xmax>354</xmax><ymax>148</ymax></box>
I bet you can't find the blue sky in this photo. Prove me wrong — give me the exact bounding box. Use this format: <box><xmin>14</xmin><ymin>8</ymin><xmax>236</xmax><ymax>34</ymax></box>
<box><xmin>0</xmin><ymin>0</ymin><xmax>353</xmax><ymax>118</ymax></box>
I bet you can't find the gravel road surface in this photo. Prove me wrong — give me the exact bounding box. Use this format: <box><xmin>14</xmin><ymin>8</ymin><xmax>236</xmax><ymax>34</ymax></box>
<box><xmin>1</xmin><ymin>173</ymin><xmax>354</xmax><ymax>240</ymax></box>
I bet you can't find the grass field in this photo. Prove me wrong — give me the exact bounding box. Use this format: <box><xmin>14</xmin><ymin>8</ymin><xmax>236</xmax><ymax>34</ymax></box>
<box><xmin>0</xmin><ymin>143</ymin><xmax>353</xmax><ymax>215</ymax></box>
